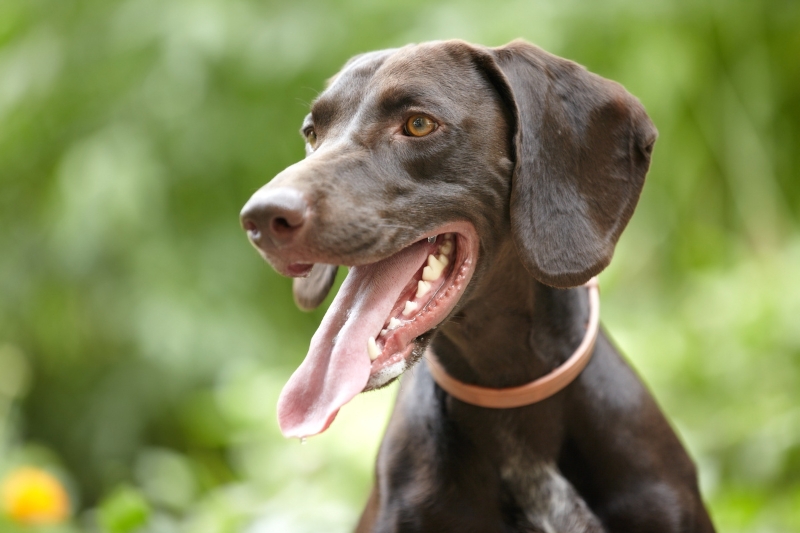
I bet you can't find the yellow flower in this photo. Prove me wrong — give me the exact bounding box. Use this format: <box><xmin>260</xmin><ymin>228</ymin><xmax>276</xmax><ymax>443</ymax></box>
<box><xmin>1</xmin><ymin>467</ymin><xmax>70</xmax><ymax>524</ymax></box>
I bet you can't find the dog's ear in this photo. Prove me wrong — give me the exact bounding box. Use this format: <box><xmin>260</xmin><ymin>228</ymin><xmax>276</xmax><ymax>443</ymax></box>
<box><xmin>293</xmin><ymin>264</ymin><xmax>338</xmax><ymax>311</ymax></box>
<box><xmin>473</xmin><ymin>41</ymin><xmax>657</xmax><ymax>288</ymax></box>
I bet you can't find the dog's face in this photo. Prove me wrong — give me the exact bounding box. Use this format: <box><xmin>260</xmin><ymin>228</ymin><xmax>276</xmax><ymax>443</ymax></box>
<box><xmin>247</xmin><ymin>43</ymin><xmax>513</xmax><ymax>278</ymax></box>
<box><xmin>241</xmin><ymin>40</ymin><xmax>656</xmax><ymax>438</ymax></box>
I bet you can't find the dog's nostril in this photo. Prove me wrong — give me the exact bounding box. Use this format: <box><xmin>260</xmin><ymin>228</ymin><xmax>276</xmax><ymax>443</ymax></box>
<box><xmin>243</xmin><ymin>219</ymin><xmax>262</xmax><ymax>242</ymax></box>
<box><xmin>272</xmin><ymin>217</ymin><xmax>293</xmax><ymax>233</ymax></box>
<box><xmin>240</xmin><ymin>187</ymin><xmax>309</xmax><ymax>249</ymax></box>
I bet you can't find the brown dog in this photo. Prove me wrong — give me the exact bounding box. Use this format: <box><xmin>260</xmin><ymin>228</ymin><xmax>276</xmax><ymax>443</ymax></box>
<box><xmin>241</xmin><ymin>40</ymin><xmax>715</xmax><ymax>532</ymax></box>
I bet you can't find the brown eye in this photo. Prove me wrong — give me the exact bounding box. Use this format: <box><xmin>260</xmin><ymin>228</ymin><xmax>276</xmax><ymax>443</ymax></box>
<box><xmin>405</xmin><ymin>115</ymin><xmax>436</xmax><ymax>137</ymax></box>
<box><xmin>305</xmin><ymin>129</ymin><xmax>317</xmax><ymax>149</ymax></box>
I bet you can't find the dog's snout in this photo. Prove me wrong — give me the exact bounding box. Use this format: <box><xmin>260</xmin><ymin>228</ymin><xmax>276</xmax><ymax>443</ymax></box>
<box><xmin>240</xmin><ymin>187</ymin><xmax>309</xmax><ymax>249</ymax></box>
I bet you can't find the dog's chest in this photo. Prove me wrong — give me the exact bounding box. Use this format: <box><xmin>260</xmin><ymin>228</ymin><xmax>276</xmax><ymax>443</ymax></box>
<box><xmin>498</xmin><ymin>453</ymin><xmax>603</xmax><ymax>533</ymax></box>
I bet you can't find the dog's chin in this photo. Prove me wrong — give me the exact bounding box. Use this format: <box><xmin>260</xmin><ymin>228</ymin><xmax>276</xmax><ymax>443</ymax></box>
<box><xmin>364</xmin><ymin>335</ymin><xmax>430</xmax><ymax>391</ymax></box>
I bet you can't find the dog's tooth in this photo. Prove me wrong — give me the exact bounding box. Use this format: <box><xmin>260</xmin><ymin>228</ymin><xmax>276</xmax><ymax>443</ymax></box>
<box><xmin>402</xmin><ymin>301</ymin><xmax>418</xmax><ymax>316</ymax></box>
<box><xmin>437</xmin><ymin>254</ymin><xmax>449</xmax><ymax>266</ymax></box>
<box><xmin>427</xmin><ymin>235</ymin><xmax>437</xmax><ymax>243</ymax></box>
<box><xmin>422</xmin><ymin>264</ymin><xmax>443</xmax><ymax>281</ymax></box>
<box><xmin>422</xmin><ymin>254</ymin><xmax>445</xmax><ymax>281</ymax></box>
<box><xmin>416</xmin><ymin>280</ymin><xmax>432</xmax><ymax>298</ymax></box>
<box><xmin>388</xmin><ymin>317</ymin><xmax>402</xmax><ymax>330</ymax></box>
<box><xmin>440</xmin><ymin>240</ymin><xmax>453</xmax><ymax>255</ymax></box>
<box><xmin>380</xmin><ymin>329</ymin><xmax>388</xmax><ymax>337</ymax></box>
<box><xmin>368</xmin><ymin>337</ymin><xmax>380</xmax><ymax>361</ymax></box>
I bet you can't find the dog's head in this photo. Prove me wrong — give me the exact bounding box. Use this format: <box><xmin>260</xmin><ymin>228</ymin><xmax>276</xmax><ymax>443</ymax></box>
<box><xmin>241</xmin><ymin>40</ymin><xmax>656</xmax><ymax>438</ymax></box>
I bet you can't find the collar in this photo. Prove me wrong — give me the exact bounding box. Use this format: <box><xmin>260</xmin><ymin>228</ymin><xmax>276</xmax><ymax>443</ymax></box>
<box><xmin>425</xmin><ymin>277</ymin><xmax>600</xmax><ymax>408</ymax></box>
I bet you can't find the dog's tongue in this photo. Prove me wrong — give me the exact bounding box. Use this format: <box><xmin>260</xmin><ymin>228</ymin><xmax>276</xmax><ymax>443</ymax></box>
<box><xmin>277</xmin><ymin>241</ymin><xmax>429</xmax><ymax>438</ymax></box>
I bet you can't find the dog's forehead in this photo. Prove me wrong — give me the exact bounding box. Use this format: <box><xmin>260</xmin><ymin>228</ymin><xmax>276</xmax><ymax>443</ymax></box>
<box><xmin>314</xmin><ymin>43</ymin><xmax>482</xmax><ymax>121</ymax></box>
<box><xmin>324</xmin><ymin>49</ymin><xmax>396</xmax><ymax>95</ymax></box>
<box><xmin>374</xmin><ymin>43</ymin><xmax>474</xmax><ymax>81</ymax></box>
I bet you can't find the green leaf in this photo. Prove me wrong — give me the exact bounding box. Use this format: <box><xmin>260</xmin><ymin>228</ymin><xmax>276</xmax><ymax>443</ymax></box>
<box><xmin>97</xmin><ymin>485</ymin><xmax>150</xmax><ymax>533</ymax></box>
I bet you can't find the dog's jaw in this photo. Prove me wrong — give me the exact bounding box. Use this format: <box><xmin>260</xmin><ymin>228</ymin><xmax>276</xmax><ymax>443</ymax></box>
<box><xmin>365</xmin><ymin>344</ymin><xmax>418</xmax><ymax>390</ymax></box>
<box><xmin>275</xmin><ymin>222</ymin><xmax>478</xmax><ymax>438</ymax></box>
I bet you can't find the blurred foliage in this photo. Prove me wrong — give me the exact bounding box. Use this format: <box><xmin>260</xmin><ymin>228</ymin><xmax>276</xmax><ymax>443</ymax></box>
<box><xmin>0</xmin><ymin>0</ymin><xmax>798</xmax><ymax>531</ymax></box>
<box><xmin>97</xmin><ymin>486</ymin><xmax>150</xmax><ymax>533</ymax></box>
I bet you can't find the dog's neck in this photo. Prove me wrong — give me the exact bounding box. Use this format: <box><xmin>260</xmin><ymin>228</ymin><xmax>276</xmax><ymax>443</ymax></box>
<box><xmin>436</xmin><ymin>239</ymin><xmax>590</xmax><ymax>389</ymax></box>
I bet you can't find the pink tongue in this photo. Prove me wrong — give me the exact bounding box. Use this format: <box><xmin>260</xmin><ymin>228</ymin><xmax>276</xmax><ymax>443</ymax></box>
<box><xmin>277</xmin><ymin>241</ymin><xmax>429</xmax><ymax>438</ymax></box>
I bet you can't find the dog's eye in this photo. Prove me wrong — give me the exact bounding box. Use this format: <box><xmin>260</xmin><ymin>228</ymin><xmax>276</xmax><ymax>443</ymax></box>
<box><xmin>404</xmin><ymin>115</ymin><xmax>436</xmax><ymax>137</ymax></box>
<box><xmin>305</xmin><ymin>128</ymin><xmax>318</xmax><ymax>149</ymax></box>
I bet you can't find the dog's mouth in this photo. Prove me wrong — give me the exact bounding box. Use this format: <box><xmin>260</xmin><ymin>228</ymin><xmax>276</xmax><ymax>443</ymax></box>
<box><xmin>276</xmin><ymin>221</ymin><xmax>479</xmax><ymax>438</ymax></box>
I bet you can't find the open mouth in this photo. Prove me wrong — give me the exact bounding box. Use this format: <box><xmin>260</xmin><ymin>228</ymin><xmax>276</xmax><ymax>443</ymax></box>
<box><xmin>365</xmin><ymin>229</ymin><xmax>474</xmax><ymax>389</ymax></box>
<box><xmin>276</xmin><ymin>221</ymin><xmax>478</xmax><ymax>438</ymax></box>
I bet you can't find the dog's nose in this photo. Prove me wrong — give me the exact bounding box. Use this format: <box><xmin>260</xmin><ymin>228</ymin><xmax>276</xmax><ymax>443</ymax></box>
<box><xmin>240</xmin><ymin>187</ymin><xmax>309</xmax><ymax>248</ymax></box>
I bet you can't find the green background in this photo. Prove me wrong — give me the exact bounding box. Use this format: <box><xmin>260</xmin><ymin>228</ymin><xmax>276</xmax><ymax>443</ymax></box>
<box><xmin>1</xmin><ymin>0</ymin><xmax>799</xmax><ymax>531</ymax></box>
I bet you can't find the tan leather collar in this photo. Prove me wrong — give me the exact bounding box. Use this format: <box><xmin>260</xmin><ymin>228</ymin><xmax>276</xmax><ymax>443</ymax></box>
<box><xmin>425</xmin><ymin>277</ymin><xmax>600</xmax><ymax>408</ymax></box>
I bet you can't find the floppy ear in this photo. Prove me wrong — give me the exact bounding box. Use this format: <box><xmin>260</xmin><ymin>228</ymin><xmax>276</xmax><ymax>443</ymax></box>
<box><xmin>474</xmin><ymin>40</ymin><xmax>657</xmax><ymax>288</ymax></box>
<box><xmin>293</xmin><ymin>264</ymin><xmax>338</xmax><ymax>311</ymax></box>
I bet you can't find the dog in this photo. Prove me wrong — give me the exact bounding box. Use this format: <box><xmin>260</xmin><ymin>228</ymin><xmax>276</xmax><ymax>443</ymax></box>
<box><xmin>240</xmin><ymin>39</ymin><xmax>715</xmax><ymax>532</ymax></box>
